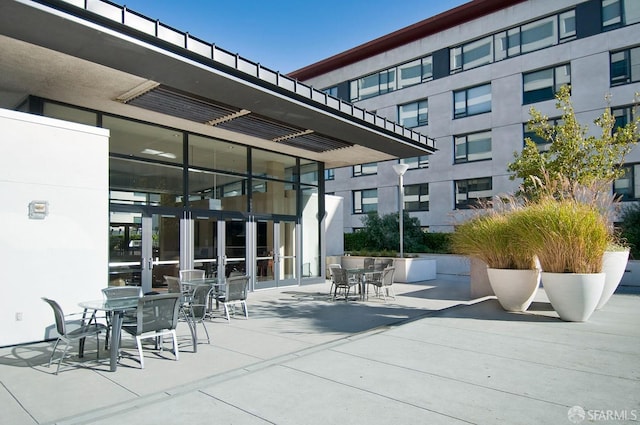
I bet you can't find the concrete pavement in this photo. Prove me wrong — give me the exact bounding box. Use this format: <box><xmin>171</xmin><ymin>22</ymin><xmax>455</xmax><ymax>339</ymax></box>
<box><xmin>1</xmin><ymin>275</ymin><xmax>638</xmax><ymax>425</ymax></box>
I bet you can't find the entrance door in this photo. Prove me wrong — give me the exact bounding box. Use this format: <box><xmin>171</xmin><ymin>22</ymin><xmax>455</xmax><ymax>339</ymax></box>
<box><xmin>254</xmin><ymin>219</ymin><xmax>297</xmax><ymax>290</ymax></box>
<box><xmin>109</xmin><ymin>209</ymin><xmax>180</xmax><ymax>293</ymax></box>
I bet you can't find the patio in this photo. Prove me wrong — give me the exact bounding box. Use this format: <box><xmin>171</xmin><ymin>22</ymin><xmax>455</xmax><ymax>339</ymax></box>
<box><xmin>1</xmin><ymin>274</ymin><xmax>638</xmax><ymax>425</ymax></box>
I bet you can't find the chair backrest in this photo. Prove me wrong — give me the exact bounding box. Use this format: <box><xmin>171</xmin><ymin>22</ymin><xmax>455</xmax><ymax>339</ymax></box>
<box><xmin>225</xmin><ymin>275</ymin><xmax>249</xmax><ymax>302</ymax></box>
<box><xmin>179</xmin><ymin>269</ymin><xmax>205</xmax><ymax>282</ymax></box>
<box><xmin>330</xmin><ymin>267</ymin><xmax>348</xmax><ymax>286</ymax></box>
<box><xmin>328</xmin><ymin>264</ymin><xmax>342</xmax><ymax>280</ymax></box>
<box><xmin>363</xmin><ymin>257</ymin><xmax>375</xmax><ymax>271</ymax></box>
<box><xmin>42</xmin><ymin>297</ymin><xmax>66</xmax><ymax>336</ymax></box>
<box><xmin>102</xmin><ymin>286</ymin><xmax>142</xmax><ymax>300</ymax></box>
<box><xmin>164</xmin><ymin>276</ymin><xmax>181</xmax><ymax>294</ymax></box>
<box><xmin>134</xmin><ymin>293</ymin><xmax>181</xmax><ymax>335</ymax></box>
<box><xmin>382</xmin><ymin>266</ymin><xmax>395</xmax><ymax>286</ymax></box>
<box><xmin>190</xmin><ymin>284</ymin><xmax>212</xmax><ymax>320</ymax></box>
<box><xmin>375</xmin><ymin>258</ymin><xmax>393</xmax><ymax>271</ymax></box>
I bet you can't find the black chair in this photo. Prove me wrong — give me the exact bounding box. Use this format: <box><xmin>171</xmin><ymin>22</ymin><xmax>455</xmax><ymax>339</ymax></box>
<box><xmin>41</xmin><ymin>297</ymin><xmax>106</xmax><ymax>374</ymax></box>
<box><xmin>121</xmin><ymin>293</ymin><xmax>181</xmax><ymax>369</ymax></box>
<box><xmin>218</xmin><ymin>275</ymin><xmax>249</xmax><ymax>321</ymax></box>
<box><xmin>185</xmin><ymin>283</ymin><xmax>212</xmax><ymax>349</ymax></box>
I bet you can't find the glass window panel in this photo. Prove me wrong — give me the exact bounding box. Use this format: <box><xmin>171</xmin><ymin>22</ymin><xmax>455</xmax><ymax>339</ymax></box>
<box><xmin>524</xmin><ymin>68</ymin><xmax>554</xmax><ymax>104</ymax></box>
<box><xmin>104</xmin><ymin>116</ymin><xmax>183</xmax><ymax>164</ymax></box>
<box><xmin>507</xmin><ymin>28</ymin><xmax>521</xmax><ymax>56</ymax></box>
<box><xmin>252</xmin><ymin>178</ymin><xmax>296</xmax><ymax>215</ymax></box>
<box><xmin>463</xmin><ymin>36</ymin><xmax>493</xmax><ymax>70</ymax></box>
<box><xmin>422</xmin><ymin>56</ymin><xmax>433</xmax><ymax>80</ymax></box>
<box><xmin>454</xmin><ymin>136</ymin><xmax>468</xmax><ymax>162</ymax></box>
<box><xmin>188</xmin><ymin>169</ymin><xmax>246</xmax><ymax>211</ymax></box>
<box><xmin>398</xmin><ymin>60</ymin><xmax>422</xmax><ymax>88</ymax></box>
<box><xmin>401</xmin><ymin>156</ymin><xmax>429</xmax><ymax>169</ymax></box>
<box><xmin>555</xmin><ymin>64</ymin><xmax>571</xmax><ymax>91</ymax></box>
<box><xmin>349</xmin><ymin>80</ymin><xmax>359</xmax><ymax>102</ymax></box>
<box><xmin>631</xmin><ymin>48</ymin><xmax>640</xmax><ymax>82</ymax></box>
<box><xmin>359</xmin><ymin>74</ymin><xmax>379</xmax><ymax>100</ymax></box>
<box><xmin>353</xmin><ymin>189</ymin><xmax>377</xmax><ymax>213</ymax></box>
<box><xmin>417</xmin><ymin>100</ymin><xmax>428</xmax><ymax>126</ymax></box>
<box><xmin>494</xmin><ymin>31</ymin><xmax>508</xmax><ymax>61</ymax></box>
<box><xmin>467</xmin><ymin>131</ymin><xmax>492</xmax><ymax>161</ymax></box>
<box><xmin>559</xmin><ymin>10</ymin><xmax>576</xmax><ymax>39</ymax></box>
<box><xmin>188</xmin><ymin>134</ymin><xmax>247</xmax><ymax>174</ymax></box>
<box><xmin>624</xmin><ymin>0</ymin><xmax>640</xmax><ymax>24</ymax></box>
<box><xmin>611</xmin><ymin>50</ymin><xmax>629</xmax><ymax>84</ymax></box>
<box><xmin>380</xmin><ymin>69</ymin><xmax>396</xmax><ymax>93</ymax></box>
<box><xmin>521</xmin><ymin>16</ymin><xmax>557</xmax><ymax>53</ymax></box>
<box><xmin>43</xmin><ymin>102</ymin><xmax>97</xmax><ymax>126</ymax></box>
<box><xmin>450</xmin><ymin>46</ymin><xmax>462</xmax><ymax>72</ymax></box>
<box><xmin>109</xmin><ymin>157</ymin><xmax>184</xmax><ymax>207</ymax></box>
<box><xmin>454</xmin><ymin>90</ymin><xmax>467</xmax><ymax>118</ymax></box>
<box><xmin>466</xmin><ymin>84</ymin><xmax>491</xmax><ymax>115</ymax></box>
<box><xmin>251</xmin><ymin>149</ymin><xmax>296</xmax><ymax>181</ymax></box>
<box><xmin>603</xmin><ymin>0</ymin><xmax>622</xmax><ymax>27</ymax></box>
<box><xmin>301</xmin><ymin>185</ymin><xmax>320</xmax><ymax>278</ymax></box>
<box><xmin>404</xmin><ymin>183</ymin><xmax>429</xmax><ymax>211</ymax></box>
<box><xmin>299</xmin><ymin>161</ymin><xmax>319</xmax><ymax>185</ymax></box>
<box><xmin>399</xmin><ymin>102</ymin><xmax>418</xmax><ymax>128</ymax></box>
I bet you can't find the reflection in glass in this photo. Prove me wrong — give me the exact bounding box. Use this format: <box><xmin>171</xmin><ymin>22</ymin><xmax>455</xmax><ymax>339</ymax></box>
<box><xmin>109</xmin><ymin>157</ymin><xmax>184</xmax><ymax>207</ymax></box>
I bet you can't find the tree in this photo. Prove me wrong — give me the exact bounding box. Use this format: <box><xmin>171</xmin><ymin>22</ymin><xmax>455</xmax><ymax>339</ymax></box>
<box><xmin>351</xmin><ymin>212</ymin><xmax>424</xmax><ymax>254</ymax></box>
<box><xmin>508</xmin><ymin>85</ymin><xmax>640</xmax><ymax>200</ymax></box>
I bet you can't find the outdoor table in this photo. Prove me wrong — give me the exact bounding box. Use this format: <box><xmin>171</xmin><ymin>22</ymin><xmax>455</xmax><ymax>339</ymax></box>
<box><xmin>346</xmin><ymin>268</ymin><xmax>379</xmax><ymax>300</ymax></box>
<box><xmin>78</xmin><ymin>297</ymin><xmax>139</xmax><ymax>372</ymax></box>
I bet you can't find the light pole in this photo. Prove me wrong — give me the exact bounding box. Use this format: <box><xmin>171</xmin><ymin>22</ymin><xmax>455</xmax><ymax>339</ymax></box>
<box><xmin>392</xmin><ymin>163</ymin><xmax>409</xmax><ymax>258</ymax></box>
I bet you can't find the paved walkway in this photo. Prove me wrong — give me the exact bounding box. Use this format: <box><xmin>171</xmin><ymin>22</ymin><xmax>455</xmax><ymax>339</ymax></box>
<box><xmin>1</xmin><ymin>275</ymin><xmax>638</xmax><ymax>425</ymax></box>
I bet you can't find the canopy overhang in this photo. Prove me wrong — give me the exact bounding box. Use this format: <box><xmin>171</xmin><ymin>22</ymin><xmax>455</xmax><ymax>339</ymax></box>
<box><xmin>0</xmin><ymin>0</ymin><xmax>436</xmax><ymax>168</ymax></box>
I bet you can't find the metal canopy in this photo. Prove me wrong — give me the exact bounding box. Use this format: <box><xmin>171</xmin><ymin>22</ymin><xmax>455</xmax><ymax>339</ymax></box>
<box><xmin>0</xmin><ymin>0</ymin><xmax>436</xmax><ymax>167</ymax></box>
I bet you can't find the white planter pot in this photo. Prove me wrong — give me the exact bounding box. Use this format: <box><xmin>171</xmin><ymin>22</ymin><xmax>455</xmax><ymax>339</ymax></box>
<box><xmin>541</xmin><ymin>272</ymin><xmax>605</xmax><ymax>322</ymax></box>
<box><xmin>487</xmin><ymin>268</ymin><xmax>540</xmax><ymax>312</ymax></box>
<box><xmin>597</xmin><ymin>250</ymin><xmax>630</xmax><ymax>310</ymax></box>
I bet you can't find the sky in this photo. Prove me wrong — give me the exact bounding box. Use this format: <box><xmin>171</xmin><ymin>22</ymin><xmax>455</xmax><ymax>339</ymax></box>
<box><xmin>120</xmin><ymin>0</ymin><xmax>469</xmax><ymax>74</ymax></box>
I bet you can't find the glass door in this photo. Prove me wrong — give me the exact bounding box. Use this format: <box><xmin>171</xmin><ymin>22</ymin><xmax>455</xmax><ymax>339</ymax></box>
<box><xmin>254</xmin><ymin>219</ymin><xmax>297</xmax><ymax>289</ymax></box>
<box><xmin>193</xmin><ymin>216</ymin><xmax>220</xmax><ymax>278</ymax></box>
<box><xmin>224</xmin><ymin>219</ymin><xmax>247</xmax><ymax>279</ymax></box>
<box><xmin>109</xmin><ymin>209</ymin><xmax>180</xmax><ymax>293</ymax></box>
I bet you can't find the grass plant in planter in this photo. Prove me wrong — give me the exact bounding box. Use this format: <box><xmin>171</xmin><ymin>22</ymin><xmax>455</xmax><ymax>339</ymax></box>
<box><xmin>450</xmin><ymin>212</ymin><xmax>540</xmax><ymax>312</ymax></box>
<box><xmin>511</xmin><ymin>199</ymin><xmax>609</xmax><ymax>321</ymax></box>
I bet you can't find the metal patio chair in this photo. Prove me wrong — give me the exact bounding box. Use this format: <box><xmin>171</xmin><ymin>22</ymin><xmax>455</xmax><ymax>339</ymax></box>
<box><xmin>41</xmin><ymin>297</ymin><xmax>106</xmax><ymax>374</ymax></box>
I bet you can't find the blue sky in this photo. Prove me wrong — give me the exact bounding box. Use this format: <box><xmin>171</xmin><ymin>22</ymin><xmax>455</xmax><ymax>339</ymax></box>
<box><xmin>120</xmin><ymin>0</ymin><xmax>469</xmax><ymax>74</ymax></box>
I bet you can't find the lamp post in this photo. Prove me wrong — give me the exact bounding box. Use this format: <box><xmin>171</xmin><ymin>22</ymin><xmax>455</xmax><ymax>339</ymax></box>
<box><xmin>392</xmin><ymin>163</ymin><xmax>409</xmax><ymax>258</ymax></box>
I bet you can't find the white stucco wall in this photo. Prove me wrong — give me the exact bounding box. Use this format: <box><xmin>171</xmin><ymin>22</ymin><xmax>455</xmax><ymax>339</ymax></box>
<box><xmin>0</xmin><ymin>109</ymin><xmax>109</xmax><ymax>346</ymax></box>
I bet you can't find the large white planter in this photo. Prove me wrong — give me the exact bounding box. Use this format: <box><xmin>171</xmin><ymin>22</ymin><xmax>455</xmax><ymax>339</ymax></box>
<box><xmin>487</xmin><ymin>268</ymin><xmax>540</xmax><ymax>312</ymax></box>
<box><xmin>597</xmin><ymin>250</ymin><xmax>630</xmax><ymax>310</ymax></box>
<box><xmin>541</xmin><ymin>272</ymin><xmax>605</xmax><ymax>322</ymax></box>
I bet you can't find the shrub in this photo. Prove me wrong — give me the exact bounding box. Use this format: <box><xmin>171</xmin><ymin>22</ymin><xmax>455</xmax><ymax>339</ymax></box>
<box><xmin>620</xmin><ymin>203</ymin><xmax>640</xmax><ymax>259</ymax></box>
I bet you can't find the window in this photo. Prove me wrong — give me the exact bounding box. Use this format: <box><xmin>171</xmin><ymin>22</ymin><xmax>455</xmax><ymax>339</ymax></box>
<box><xmin>401</xmin><ymin>156</ymin><xmax>429</xmax><ymax>170</ymax></box>
<box><xmin>454</xmin><ymin>84</ymin><xmax>491</xmax><ymax>118</ymax></box>
<box><xmin>323</xmin><ymin>86</ymin><xmax>338</xmax><ymax>98</ymax></box>
<box><xmin>353</xmin><ymin>189</ymin><xmax>378</xmax><ymax>213</ymax></box>
<box><xmin>610</xmin><ymin>47</ymin><xmax>640</xmax><ymax>86</ymax></box>
<box><xmin>455</xmin><ymin>177</ymin><xmax>493</xmax><ymax>209</ymax></box>
<box><xmin>451</xmin><ymin>9</ymin><xmax>575</xmax><ymax>72</ymax></box>
<box><xmin>454</xmin><ymin>131</ymin><xmax>492</xmax><ymax>163</ymax></box>
<box><xmin>349</xmin><ymin>55</ymin><xmax>432</xmax><ymax>101</ymax></box>
<box><xmin>353</xmin><ymin>162</ymin><xmax>377</xmax><ymax>177</ymax></box>
<box><xmin>523</xmin><ymin>119</ymin><xmax>561</xmax><ymax>152</ymax></box>
<box><xmin>523</xmin><ymin>64</ymin><xmax>571</xmax><ymax>104</ymax></box>
<box><xmin>404</xmin><ymin>183</ymin><xmax>429</xmax><ymax>211</ymax></box>
<box><xmin>603</xmin><ymin>0</ymin><xmax>640</xmax><ymax>29</ymax></box>
<box><xmin>398</xmin><ymin>99</ymin><xmax>428</xmax><ymax>128</ymax></box>
<box><xmin>324</xmin><ymin>169</ymin><xmax>335</xmax><ymax>181</ymax></box>
<box><xmin>613</xmin><ymin>163</ymin><xmax>640</xmax><ymax>200</ymax></box>
<box><xmin>612</xmin><ymin>105</ymin><xmax>636</xmax><ymax>129</ymax></box>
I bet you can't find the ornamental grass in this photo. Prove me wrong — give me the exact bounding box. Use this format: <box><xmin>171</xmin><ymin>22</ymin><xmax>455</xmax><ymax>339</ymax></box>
<box><xmin>511</xmin><ymin>198</ymin><xmax>609</xmax><ymax>274</ymax></box>
<box><xmin>450</xmin><ymin>211</ymin><xmax>537</xmax><ymax>270</ymax></box>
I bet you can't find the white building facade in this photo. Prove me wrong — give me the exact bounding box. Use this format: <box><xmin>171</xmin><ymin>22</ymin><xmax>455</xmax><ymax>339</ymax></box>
<box><xmin>291</xmin><ymin>0</ymin><xmax>640</xmax><ymax>233</ymax></box>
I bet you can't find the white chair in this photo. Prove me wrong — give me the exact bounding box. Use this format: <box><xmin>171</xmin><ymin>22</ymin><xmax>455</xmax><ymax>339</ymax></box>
<box><xmin>121</xmin><ymin>293</ymin><xmax>181</xmax><ymax>369</ymax></box>
<box><xmin>327</xmin><ymin>263</ymin><xmax>342</xmax><ymax>297</ymax></box>
<box><xmin>218</xmin><ymin>275</ymin><xmax>249</xmax><ymax>321</ymax></box>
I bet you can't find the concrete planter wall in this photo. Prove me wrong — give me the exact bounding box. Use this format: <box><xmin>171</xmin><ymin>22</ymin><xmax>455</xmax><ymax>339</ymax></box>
<box><xmin>330</xmin><ymin>256</ymin><xmax>437</xmax><ymax>283</ymax></box>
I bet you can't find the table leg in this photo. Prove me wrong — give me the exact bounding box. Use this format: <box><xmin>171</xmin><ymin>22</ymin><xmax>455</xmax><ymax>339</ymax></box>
<box><xmin>110</xmin><ymin>311</ymin><xmax>123</xmax><ymax>372</ymax></box>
